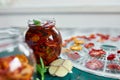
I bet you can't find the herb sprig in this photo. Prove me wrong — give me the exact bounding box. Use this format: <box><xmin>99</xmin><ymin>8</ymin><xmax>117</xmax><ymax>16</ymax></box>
<box><xmin>36</xmin><ymin>57</ymin><xmax>48</xmax><ymax>80</ymax></box>
<box><xmin>33</xmin><ymin>20</ymin><xmax>41</xmax><ymax>26</ymax></box>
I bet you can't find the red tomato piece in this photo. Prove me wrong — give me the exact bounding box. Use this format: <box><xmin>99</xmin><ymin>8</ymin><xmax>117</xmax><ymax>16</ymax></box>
<box><xmin>89</xmin><ymin>49</ymin><xmax>106</xmax><ymax>57</ymax></box>
<box><xmin>88</xmin><ymin>34</ymin><xmax>96</xmax><ymax>40</ymax></box>
<box><xmin>85</xmin><ymin>59</ymin><xmax>103</xmax><ymax>70</ymax></box>
<box><xmin>97</xmin><ymin>33</ymin><xmax>110</xmax><ymax>41</ymax></box>
<box><xmin>107</xmin><ymin>54</ymin><xmax>116</xmax><ymax>60</ymax></box>
<box><xmin>97</xmin><ymin>33</ymin><xmax>110</xmax><ymax>39</ymax></box>
<box><xmin>117</xmin><ymin>50</ymin><xmax>120</xmax><ymax>54</ymax></box>
<box><xmin>67</xmin><ymin>52</ymin><xmax>80</xmax><ymax>60</ymax></box>
<box><xmin>107</xmin><ymin>63</ymin><xmax>120</xmax><ymax>70</ymax></box>
<box><xmin>76</xmin><ymin>35</ymin><xmax>90</xmax><ymax>40</ymax></box>
<box><xmin>84</xmin><ymin>43</ymin><xmax>94</xmax><ymax>49</ymax></box>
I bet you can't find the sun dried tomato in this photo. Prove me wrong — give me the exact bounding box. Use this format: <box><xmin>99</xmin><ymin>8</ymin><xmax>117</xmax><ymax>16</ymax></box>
<box><xmin>107</xmin><ymin>63</ymin><xmax>120</xmax><ymax>70</ymax></box>
<box><xmin>110</xmin><ymin>37</ymin><xmax>119</xmax><ymax>42</ymax></box>
<box><xmin>117</xmin><ymin>50</ymin><xmax>120</xmax><ymax>54</ymax></box>
<box><xmin>62</xmin><ymin>37</ymin><xmax>77</xmax><ymax>47</ymax></box>
<box><xmin>97</xmin><ymin>33</ymin><xmax>110</xmax><ymax>42</ymax></box>
<box><xmin>88</xmin><ymin>34</ymin><xmax>96</xmax><ymax>40</ymax></box>
<box><xmin>70</xmin><ymin>44</ymin><xmax>82</xmax><ymax>51</ymax></box>
<box><xmin>84</xmin><ymin>43</ymin><xmax>94</xmax><ymax>49</ymax></box>
<box><xmin>107</xmin><ymin>54</ymin><xmax>116</xmax><ymax>60</ymax></box>
<box><xmin>67</xmin><ymin>52</ymin><xmax>80</xmax><ymax>60</ymax></box>
<box><xmin>76</xmin><ymin>35</ymin><xmax>90</xmax><ymax>40</ymax></box>
<box><xmin>97</xmin><ymin>33</ymin><xmax>110</xmax><ymax>40</ymax></box>
<box><xmin>89</xmin><ymin>49</ymin><xmax>106</xmax><ymax>57</ymax></box>
<box><xmin>74</xmin><ymin>39</ymin><xmax>84</xmax><ymax>44</ymax></box>
<box><xmin>85</xmin><ymin>59</ymin><xmax>103</xmax><ymax>70</ymax></box>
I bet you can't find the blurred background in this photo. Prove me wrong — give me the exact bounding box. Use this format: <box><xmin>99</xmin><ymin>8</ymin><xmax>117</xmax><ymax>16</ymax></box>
<box><xmin>0</xmin><ymin>0</ymin><xmax>120</xmax><ymax>29</ymax></box>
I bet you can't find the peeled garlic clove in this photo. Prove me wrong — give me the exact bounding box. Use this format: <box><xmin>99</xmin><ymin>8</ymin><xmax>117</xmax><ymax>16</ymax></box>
<box><xmin>49</xmin><ymin>66</ymin><xmax>58</xmax><ymax>76</ymax></box>
<box><xmin>55</xmin><ymin>66</ymin><xmax>68</xmax><ymax>77</ymax></box>
<box><xmin>50</xmin><ymin>59</ymin><xmax>64</xmax><ymax>66</ymax></box>
<box><xmin>62</xmin><ymin>60</ymin><xmax>73</xmax><ymax>72</ymax></box>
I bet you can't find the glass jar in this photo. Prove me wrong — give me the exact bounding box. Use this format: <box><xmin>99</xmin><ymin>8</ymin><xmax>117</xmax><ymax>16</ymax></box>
<box><xmin>0</xmin><ymin>27</ymin><xmax>36</xmax><ymax>80</ymax></box>
<box><xmin>25</xmin><ymin>19</ymin><xmax>62</xmax><ymax>66</ymax></box>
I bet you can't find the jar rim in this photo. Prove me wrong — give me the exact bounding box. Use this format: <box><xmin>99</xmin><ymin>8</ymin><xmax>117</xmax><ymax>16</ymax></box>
<box><xmin>28</xmin><ymin>18</ymin><xmax>56</xmax><ymax>26</ymax></box>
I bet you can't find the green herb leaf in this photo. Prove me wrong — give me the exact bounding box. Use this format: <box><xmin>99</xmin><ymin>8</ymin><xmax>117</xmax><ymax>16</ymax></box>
<box><xmin>33</xmin><ymin>19</ymin><xmax>41</xmax><ymax>26</ymax></box>
<box><xmin>36</xmin><ymin>57</ymin><xmax>48</xmax><ymax>80</ymax></box>
<box><xmin>36</xmin><ymin>78</ymin><xmax>40</xmax><ymax>80</ymax></box>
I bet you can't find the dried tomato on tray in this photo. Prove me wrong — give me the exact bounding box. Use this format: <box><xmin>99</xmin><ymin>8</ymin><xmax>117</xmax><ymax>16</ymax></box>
<box><xmin>89</xmin><ymin>49</ymin><xmax>106</xmax><ymax>57</ymax></box>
